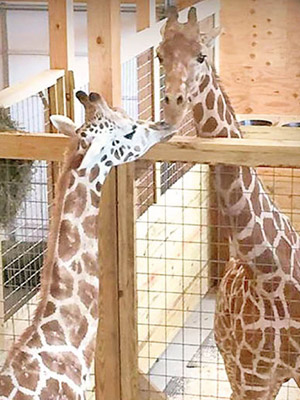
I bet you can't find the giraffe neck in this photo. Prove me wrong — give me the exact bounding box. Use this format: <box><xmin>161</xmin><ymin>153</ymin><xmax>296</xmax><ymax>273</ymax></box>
<box><xmin>190</xmin><ymin>62</ymin><xmax>299</xmax><ymax>276</ymax></box>
<box><xmin>190</xmin><ymin>61</ymin><xmax>241</xmax><ymax>139</ymax></box>
<box><xmin>0</xmin><ymin>143</ymin><xmax>110</xmax><ymax>399</ymax></box>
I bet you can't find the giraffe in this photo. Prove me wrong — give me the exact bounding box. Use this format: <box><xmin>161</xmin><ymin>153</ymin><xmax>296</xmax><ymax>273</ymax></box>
<box><xmin>0</xmin><ymin>90</ymin><xmax>174</xmax><ymax>400</ymax></box>
<box><xmin>158</xmin><ymin>7</ymin><xmax>300</xmax><ymax>399</ymax></box>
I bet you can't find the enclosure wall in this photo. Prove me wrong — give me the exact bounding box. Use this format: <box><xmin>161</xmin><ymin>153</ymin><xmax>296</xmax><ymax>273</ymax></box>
<box><xmin>220</xmin><ymin>0</ymin><xmax>300</xmax><ymax>115</ymax></box>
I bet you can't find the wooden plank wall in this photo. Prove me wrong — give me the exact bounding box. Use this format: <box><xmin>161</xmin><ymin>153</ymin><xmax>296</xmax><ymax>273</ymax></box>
<box><xmin>220</xmin><ymin>0</ymin><xmax>300</xmax><ymax>115</ymax></box>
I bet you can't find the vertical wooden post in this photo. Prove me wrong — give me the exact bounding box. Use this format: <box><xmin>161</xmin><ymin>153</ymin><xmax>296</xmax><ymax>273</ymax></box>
<box><xmin>87</xmin><ymin>0</ymin><xmax>121</xmax><ymax>105</ymax></box>
<box><xmin>136</xmin><ymin>0</ymin><xmax>150</xmax><ymax>32</ymax></box>
<box><xmin>87</xmin><ymin>1</ymin><xmax>138</xmax><ymax>400</ymax></box>
<box><xmin>117</xmin><ymin>163</ymin><xmax>139</xmax><ymax>399</ymax></box>
<box><xmin>48</xmin><ymin>0</ymin><xmax>75</xmax><ymax>119</ymax></box>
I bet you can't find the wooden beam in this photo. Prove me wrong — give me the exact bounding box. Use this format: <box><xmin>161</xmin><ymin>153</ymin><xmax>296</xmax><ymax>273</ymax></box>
<box><xmin>0</xmin><ymin>132</ymin><xmax>69</xmax><ymax>161</ymax></box>
<box><xmin>136</xmin><ymin>0</ymin><xmax>150</xmax><ymax>32</ymax></box>
<box><xmin>117</xmin><ymin>163</ymin><xmax>139</xmax><ymax>400</ymax></box>
<box><xmin>0</xmin><ymin>69</ymin><xmax>64</xmax><ymax>108</ymax></box>
<box><xmin>48</xmin><ymin>0</ymin><xmax>74</xmax><ymax>71</ymax></box>
<box><xmin>3</xmin><ymin>127</ymin><xmax>300</xmax><ymax>166</ymax></box>
<box><xmin>87</xmin><ymin>1</ymin><xmax>122</xmax><ymax>400</ymax></box>
<box><xmin>142</xmin><ymin>135</ymin><xmax>300</xmax><ymax>167</ymax></box>
<box><xmin>48</xmin><ymin>0</ymin><xmax>74</xmax><ymax>118</ymax></box>
<box><xmin>87</xmin><ymin>0</ymin><xmax>121</xmax><ymax>106</ymax></box>
<box><xmin>139</xmin><ymin>373</ymin><xmax>166</xmax><ymax>400</ymax></box>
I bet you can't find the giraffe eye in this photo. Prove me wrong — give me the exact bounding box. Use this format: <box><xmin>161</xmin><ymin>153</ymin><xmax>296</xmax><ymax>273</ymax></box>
<box><xmin>197</xmin><ymin>53</ymin><xmax>207</xmax><ymax>64</ymax></box>
<box><xmin>124</xmin><ymin>132</ymin><xmax>134</xmax><ymax>140</ymax></box>
<box><xmin>124</xmin><ymin>124</ymin><xmax>137</xmax><ymax>140</ymax></box>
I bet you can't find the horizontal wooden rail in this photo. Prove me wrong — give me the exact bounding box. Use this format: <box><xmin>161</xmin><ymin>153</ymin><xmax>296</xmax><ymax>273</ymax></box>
<box><xmin>144</xmin><ymin>135</ymin><xmax>300</xmax><ymax>167</ymax></box>
<box><xmin>1</xmin><ymin>126</ymin><xmax>300</xmax><ymax>167</ymax></box>
<box><xmin>0</xmin><ymin>69</ymin><xmax>65</xmax><ymax>108</ymax></box>
<box><xmin>0</xmin><ymin>132</ymin><xmax>69</xmax><ymax>161</ymax></box>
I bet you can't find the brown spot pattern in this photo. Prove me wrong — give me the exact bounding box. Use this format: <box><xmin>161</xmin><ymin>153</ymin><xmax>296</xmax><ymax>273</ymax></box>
<box><xmin>245</xmin><ymin>328</ymin><xmax>263</xmax><ymax>349</ymax></box>
<box><xmin>235</xmin><ymin>200</ymin><xmax>252</xmax><ymax>231</ymax></box>
<box><xmin>91</xmin><ymin>190</ymin><xmax>100</xmax><ymax>208</ymax></box>
<box><xmin>261</xmin><ymin>327</ymin><xmax>275</xmax><ymax>359</ymax></box>
<box><xmin>280</xmin><ymin>328</ymin><xmax>298</xmax><ymax>367</ymax></box>
<box><xmin>256</xmin><ymin>359</ymin><xmax>273</xmax><ymax>374</ymax></box>
<box><xmin>217</xmin><ymin>95</ymin><xmax>224</xmax><ymax>121</ymax></box>
<box><xmin>239</xmin><ymin>223</ymin><xmax>264</xmax><ymax>255</ymax></box>
<box><xmin>251</xmin><ymin>181</ymin><xmax>262</xmax><ymax>216</ymax></box>
<box><xmin>242</xmin><ymin>167</ymin><xmax>253</xmax><ymax>190</ymax></box>
<box><xmin>240</xmin><ymin>347</ymin><xmax>255</xmax><ymax>368</ymax></box>
<box><xmin>262</xmin><ymin>276</ymin><xmax>281</xmax><ymax>293</ymax></box>
<box><xmin>64</xmin><ymin>184</ymin><xmax>87</xmax><ymax>218</ymax></box>
<box><xmin>276</xmin><ymin>237</ymin><xmax>291</xmax><ymax>272</ymax></box>
<box><xmin>225</xmin><ymin>109</ymin><xmax>232</xmax><ymax>124</ymax></box>
<box><xmin>89</xmin><ymin>164</ymin><xmax>100</xmax><ymax>183</ymax></box>
<box><xmin>60</xmin><ymin>304</ymin><xmax>88</xmax><ymax>348</ymax></box>
<box><xmin>217</xmin><ymin>127</ymin><xmax>228</xmax><ymax>137</ymax></box>
<box><xmin>263</xmin><ymin>298</ymin><xmax>275</xmax><ymax>321</ymax></box>
<box><xmin>202</xmin><ymin>116</ymin><xmax>218</xmax><ymax>133</ymax></box>
<box><xmin>84</xmin><ymin>338</ymin><xmax>96</xmax><ymax>367</ymax></box>
<box><xmin>61</xmin><ymin>383</ymin><xmax>76</xmax><ymax>400</ymax></box>
<box><xmin>58</xmin><ymin>220</ymin><xmax>81</xmax><ymax>262</ymax></box>
<box><xmin>205</xmin><ymin>89</ymin><xmax>215</xmax><ymax>110</ymax></box>
<box><xmin>220</xmin><ymin>165</ymin><xmax>239</xmax><ymax>190</ymax></box>
<box><xmin>82</xmin><ymin>252</ymin><xmax>98</xmax><ymax>276</ymax></box>
<box><xmin>82</xmin><ymin>216</ymin><xmax>97</xmax><ymax>238</ymax></box>
<box><xmin>50</xmin><ymin>265</ymin><xmax>73</xmax><ymax>300</ymax></box>
<box><xmin>243</xmin><ymin>297</ymin><xmax>260</xmax><ymax>324</ymax></box>
<box><xmin>27</xmin><ymin>332</ymin><xmax>42</xmax><ymax>349</ymax></box>
<box><xmin>41</xmin><ymin>320</ymin><xmax>66</xmax><ymax>345</ymax></box>
<box><xmin>284</xmin><ymin>282</ymin><xmax>300</xmax><ymax>321</ymax></box>
<box><xmin>78</xmin><ymin>281</ymin><xmax>97</xmax><ymax>309</ymax></box>
<box><xmin>71</xmin><ymin>260</ymin><xmax>82</xmax><ymax>274</ymax></box>
<box><xmin>193</xmin><ymin>103</ymin><xmax>204</xmax><ymax>124</ymax></box>
<box><xmin>263</xmin><ymin>218</ymin><xmax>277</xmax><ymax>245</ymax></box>
<box><xmin>40</xmin><ymin>378</ymin><xmax>59</xmax><ymax>400</ymax></box>
<box><xmin>229</xmin><ymin>186</ymin><xmax>243</xmax><ymax>206</ymax></box>
<box><xmin>0</xmin><ymin>375</ymin><xmax>14</xmax><ymax>397</ymax></box>
<box><xmin>43</xmin><ymin>301</ymin><xmax>56</xmax><ymax>318</ymax></box>
<box><xmin>40</xmin><ymin>351</ymin><xmax>82</xmax><ymax>386</ymax></box>
<box><xmin>199</xmin><ymin>75</ymin><xmax>210</xmax><ymax>92</ymax></box>
<box><xmin>12</xmin><ymin>351</ymin><xmax>39</xmax><ymax>391</ymax></box>
<box><xmin>70</xmin><ymin>153</ymin><xmax>83</xmax><ymax>170</ymax></box>
<box><xmin>254</xmin><ymin>248</ymin><xmax>277</xmax><ymax>273</ymax></box>
<box><xmin>13</xmin><ymin>392</ymin><xmax>32</xmax><ymax>400</ymax></box>
<box><xmin>274</xmin><ymin>297</ymin><xmax>285</xmax><ymax>319</ymax></box>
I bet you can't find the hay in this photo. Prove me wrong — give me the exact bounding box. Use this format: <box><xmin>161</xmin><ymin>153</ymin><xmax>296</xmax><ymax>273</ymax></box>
<box><xmin>0</xmin><ymin>108</ymin><xmax>33</xmax><ymax>228</ymax></box>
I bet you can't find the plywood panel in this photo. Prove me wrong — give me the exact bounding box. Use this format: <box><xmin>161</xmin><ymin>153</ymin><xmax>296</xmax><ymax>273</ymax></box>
<box><xmin>220</xmin><ymin>0</ymin><xmax>300</xmax><ymax>115</ymax></box>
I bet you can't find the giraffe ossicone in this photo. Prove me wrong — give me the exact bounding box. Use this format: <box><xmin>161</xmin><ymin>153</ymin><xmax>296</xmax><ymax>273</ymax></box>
<box><xmin>159</xmin><ymin>7</ymin><xmax>300</xmax><ymax>399</ymax></box>
<box><xmin>0</xmin><ymin>90</ymin><xmax>174</xmax><ymax>400</ymax></box>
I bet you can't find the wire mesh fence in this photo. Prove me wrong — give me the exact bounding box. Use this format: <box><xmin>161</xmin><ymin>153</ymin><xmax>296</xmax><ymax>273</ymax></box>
<box><xmin>136</xmin><ymin>159</ymin><xmax>300</xmax><ymax>399</ymax></box>
<box><xmin>0</xmin><ymin>91</ymin><xmax>53</xmax><ymax>365</ymax></box>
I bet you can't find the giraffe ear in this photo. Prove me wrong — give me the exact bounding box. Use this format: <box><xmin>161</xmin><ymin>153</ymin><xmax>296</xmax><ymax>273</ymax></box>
<box><xmin>50</xmin><ymin>115</ymin><xmax>77</xmax><ymax>136</ymax></box>
<box><xmin>200</xmin><ymin>26</ymin><xmax>222</xmax><ymax>48</ymax></box>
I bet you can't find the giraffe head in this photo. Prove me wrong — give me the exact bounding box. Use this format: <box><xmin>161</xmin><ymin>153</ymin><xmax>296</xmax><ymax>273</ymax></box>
<box><xmin>157</xmin><ymin>6</ymin><xmax>221</xmax><ymax>126</ymax></box>
<box><xmin>51</xmin><ymin>91</ymin><xmax>174</xmax><ymax>186</ymax></box>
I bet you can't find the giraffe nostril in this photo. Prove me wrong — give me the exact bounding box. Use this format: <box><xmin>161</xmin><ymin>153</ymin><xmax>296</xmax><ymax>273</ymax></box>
<box><xmin>177</xmin><ymin>95</ymin><xmax>184</xmax><ymax>105</ymax></box>
<box><xmin>165</xmin><ymin>96</ymin><xmax>170</xmax><ymax>104</ymax></box>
